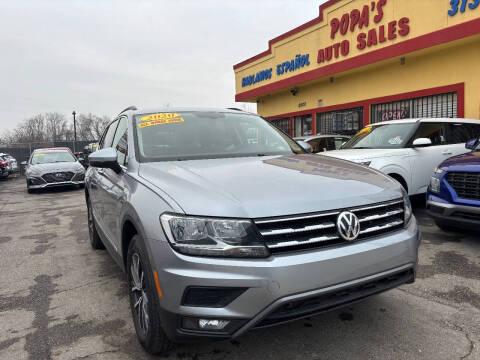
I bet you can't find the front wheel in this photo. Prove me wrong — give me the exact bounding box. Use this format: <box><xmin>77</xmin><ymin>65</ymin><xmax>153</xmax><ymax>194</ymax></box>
<box><xmin>127</xmin><ymin>235</ymin><xmax>173</xmax><ymax>355</ymax></box>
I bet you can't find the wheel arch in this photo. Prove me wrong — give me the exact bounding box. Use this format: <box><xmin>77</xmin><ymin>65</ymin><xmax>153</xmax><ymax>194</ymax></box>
<box><xmin>387</xmin><ymin>173</ymin><xmax>409</xmax><ymax>193</ymax></box>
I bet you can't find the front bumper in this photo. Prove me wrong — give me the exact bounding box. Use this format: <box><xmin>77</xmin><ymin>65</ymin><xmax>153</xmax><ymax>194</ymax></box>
<box><xmin>149</xmin><ymin>218</ymin><xmax>420</xmax><ymax>342</ymax></box>
<box><xmin>27</xmin><ymin>179</ymin><xmax>85</xmax><ymax>189</ymax></box>
<box><xmin>427</xmin><ymin>199</ymin><xmax>480</xmax><ymax>229</ymax></box>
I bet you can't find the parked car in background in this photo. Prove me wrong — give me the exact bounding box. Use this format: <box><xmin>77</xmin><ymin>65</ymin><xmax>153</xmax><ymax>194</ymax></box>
<box><xmin>294</xmin><ymin>134</ymin><xmax>350</xmax><ymax>153</ymax></box>
<box><xmin>323</xmin><ymin>119</ymin><xmax>480</xmax><ymax>195</ymax></box>
<box><xmin>427</xmin><ymin>137</ymin><xmax>480</xmax><ymax>231</ymax></box>
<box><xmin>0</xmin><ymin>155</ymin><xmax>9</xmax><ymax>179</ymax></box>
<box><xmin>24</xmin><ymin>147</ymin><xmax>85</xmax><ymax>193</ymax></box>
<box><xmin>1</xmin><ymin>153</ymin><xmax>18</xmax><ymax>176</ymax></box>
<box><xmin>86</xmin><ymin>107</ymin><xmax>419</xmax><ymax>354</ymax></box>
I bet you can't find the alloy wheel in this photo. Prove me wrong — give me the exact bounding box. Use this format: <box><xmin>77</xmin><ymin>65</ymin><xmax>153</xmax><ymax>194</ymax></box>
<box><xmin>130</xmin><ymin>253</ymin><xmax>149</xmax><ymax>335</ymax></box>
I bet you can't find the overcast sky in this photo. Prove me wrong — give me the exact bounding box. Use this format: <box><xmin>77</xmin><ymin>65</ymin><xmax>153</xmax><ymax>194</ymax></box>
<box><xmin>0</xmin><ymin>0</ymin><xmax>324</xmax><ymax>131</ymax></box>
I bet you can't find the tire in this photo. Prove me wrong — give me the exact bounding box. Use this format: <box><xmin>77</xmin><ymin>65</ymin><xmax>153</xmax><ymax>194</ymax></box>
<box><xmin>27</xmin><ymin>188</ymin><xmax>34</xmax><ymax>194</ymax></box>
<box><xmin>127</xmin><ymin>235</ymin><xmax>173</xmax><ymax>355</ymax></box>
<box><xmin>86</xmin><ymin>198</ymin><xmax>105</xmax><ymax>250</ymax></box>
<box><xmin>434</xmin><ymin>220</ymin><xmax>458</xmax><ymax>232</ymax></box>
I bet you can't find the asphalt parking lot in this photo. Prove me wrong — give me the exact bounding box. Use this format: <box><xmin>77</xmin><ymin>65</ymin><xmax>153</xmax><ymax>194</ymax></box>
<box><xmin>0</xmin><ymin>177</ymin><xmax>479</xmax><ymax>360</ymax></box>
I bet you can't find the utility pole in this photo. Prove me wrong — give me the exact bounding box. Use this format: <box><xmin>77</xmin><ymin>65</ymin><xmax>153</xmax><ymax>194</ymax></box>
<box><xmin>72</xmin><ymin>110</ymin><xmax>77</xmax><ymax>152</ymax></box>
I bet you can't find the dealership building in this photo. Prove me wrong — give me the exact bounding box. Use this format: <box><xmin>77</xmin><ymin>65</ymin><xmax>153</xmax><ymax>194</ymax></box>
<box><xmin>234</xmin><ymin>0</ymin><xmax>480</xmax><ymax>137</ymax></box>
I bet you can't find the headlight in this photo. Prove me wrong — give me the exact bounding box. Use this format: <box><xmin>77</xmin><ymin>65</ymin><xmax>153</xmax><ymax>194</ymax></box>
<box><xmin>160</xmin><ymin>213</ymin><xmax>269</xmax><ymax>258</ymax></box>
<box><xmin>404</xmin><ymin>194</ymin><xmax>412</xmax><ymax>225</ymax></box>
<box><xmin>430</xmin><ymin>177</ymin><xmax>441</xmax><ymax>193</ymax></box>
<box><xmin>358</xmin><ymin>161</ymin><xmax>371</xmax><ymax>167</ymax></box>
<box><xmin>434</xmin><ymin>167</ymin><xmax>444</xmax><ymax>175</ymax></box>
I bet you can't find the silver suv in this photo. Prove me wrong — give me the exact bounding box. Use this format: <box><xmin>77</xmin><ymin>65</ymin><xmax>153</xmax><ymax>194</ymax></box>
<box><xmin>85</xmin><ymin>107</ymin><xmax>420</xmax><ymax>354</ymax></box>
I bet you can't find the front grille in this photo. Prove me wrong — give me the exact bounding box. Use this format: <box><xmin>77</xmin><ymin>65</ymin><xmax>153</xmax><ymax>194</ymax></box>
<box><xmin>254</xmin><ymin>269</ymin><xmax>414</xmax><ymax>328</ymax></box>
<box><xmin>254</xmin><ymin>199</ymin><xmax>404</xmax><ymax>253</ymax></box>
<box><xmin>446</xmin><ymin>172</ymin><xmax>480</xmax><ymax>201</ymax></box>
<box><xmin>42</xmin><ymin>172</ymin><xmax>74</xmax><ymax>183</ymax></box>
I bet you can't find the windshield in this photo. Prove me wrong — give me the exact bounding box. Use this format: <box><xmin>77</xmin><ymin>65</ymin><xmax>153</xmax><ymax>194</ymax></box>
<box><xmin>341</xmin><ymin>123</ymin><xmax>416</xmax><ymax>149</ymax></box>
<box><xmin>134</xmin><ymin>111</ymin><xmax>304</xmax><ymax>161</ymax></box>
<box><xmin>31</xmin><ymin>151</ymin><xmax>76</xmax><ymax>164</ymax></box>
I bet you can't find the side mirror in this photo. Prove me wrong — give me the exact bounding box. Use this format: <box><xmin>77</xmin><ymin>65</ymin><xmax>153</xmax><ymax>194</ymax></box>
<box><xmin>412</xmin><ymin>138</ymin><xmax>432</xmax><ymax>148</ymax></box>
<box><xmin>297</xmin><ymin>141</ymin><xmax>313</xmax><ymax>153</ymax></box>
<box><xmin>465</xmin><ymin>138</ymin><xmax>479</xmax><ymax>150</ymax></box>
<box><xmin>89</xmin><ymin>148</ymin><xmax>121</xmax><ymax>173</ymax></box>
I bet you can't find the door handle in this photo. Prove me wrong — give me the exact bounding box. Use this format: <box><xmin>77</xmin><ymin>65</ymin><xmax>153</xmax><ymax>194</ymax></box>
<box><xmin>442</xmin><ymin>150</ymin><xmax>453</xmax><ymax>155</ymax></box>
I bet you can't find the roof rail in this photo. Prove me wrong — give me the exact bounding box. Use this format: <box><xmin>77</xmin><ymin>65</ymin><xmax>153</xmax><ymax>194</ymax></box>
<box><xmin>118</xmin><ymin>106</ymin><xmax>138</xmax><ymax>116</ymax></box>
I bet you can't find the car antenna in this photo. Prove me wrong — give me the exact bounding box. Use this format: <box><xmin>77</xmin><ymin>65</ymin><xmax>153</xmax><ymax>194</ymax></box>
<box><xmin>118</xmin><ymin>106</ymin><xmax>138</xmax><ymax>116</ymax></box>
<box><xmin>226</xmin><ymin>107</ymin><xmax>243</xmax><ymax>111</ymax></box>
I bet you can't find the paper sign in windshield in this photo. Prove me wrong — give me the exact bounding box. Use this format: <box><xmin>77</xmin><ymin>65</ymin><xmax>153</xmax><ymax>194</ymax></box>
<box><xmin>33</xmin><ymin>153</ymin><xmax>45</xmax><ymax>157</ymax></box>
<box><xmin>388</xmin><ymin>136</ymin><xmax>402</xmax><ymax>145</ymax></box>
<box><xmin>140</xmin><ymin>113</ymin><xmax>180</xmax><ymax>121</ymax></box>
<box><xmin>138</xmin><ymin>117</ymin><xmax>184</xmax><ymax>128</ymax></box>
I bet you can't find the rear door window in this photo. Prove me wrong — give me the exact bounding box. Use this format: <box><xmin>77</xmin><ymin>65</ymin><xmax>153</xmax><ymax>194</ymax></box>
<box><xmin>412</xmin><ymin>123</ymin><xmax>448</xmax><ymax>146</ymax></box>
<box><xmin>448</xmin><ymin>123</ymin><xmax>480</xmax><ymax>143</ymax></box>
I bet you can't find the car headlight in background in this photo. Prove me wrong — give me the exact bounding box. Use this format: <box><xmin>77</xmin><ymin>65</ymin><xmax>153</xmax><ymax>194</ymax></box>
<box><xmin>404</xmin><ymin>194</ymin><xmax>412</xmax><ymax>225</ymax></box>
<box><xmin>430</xmin><ymin>177</ymin><xmax>441</xmax><ymax>193</ymax></box>
<box><xmin>160</xmin><ymin>213</ymin><xmax>269</xmax><ymax>258</ymax></box>
<box><xmin>358</xmin><ymin>161</ymin><xmax>371</xmax><ymax>167</ymax></box>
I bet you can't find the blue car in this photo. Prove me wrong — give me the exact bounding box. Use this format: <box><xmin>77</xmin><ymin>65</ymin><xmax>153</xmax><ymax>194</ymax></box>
<box><xmin>427</xmin><ymin>138</ymin><xmax>480</xmax><ymax>231</ymax></box>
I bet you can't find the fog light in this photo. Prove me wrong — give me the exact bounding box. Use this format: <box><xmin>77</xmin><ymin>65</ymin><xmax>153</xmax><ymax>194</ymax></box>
<box><xmin>182</xmin><ymin>317</ymin><xmax>230</xmax><ymax>331</ymax></box>
<box><xmin>198</xmin><ymin>319</ymin><xmax>230</xmax><ymax>330</ymax></box>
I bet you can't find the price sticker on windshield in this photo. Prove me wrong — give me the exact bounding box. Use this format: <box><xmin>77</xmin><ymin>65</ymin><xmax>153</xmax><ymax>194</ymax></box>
<box><xmin>138</xmin><ymin>117</ymin><xmax>184</xmax><ymax>128</ymax></box>
<box><xmin>140</xmin><ymin>113</ymin><xmax>180</xmax><ymax>121</ymax></box>
<box><xmin>33</xmin><ymin>153</ymin><xmax>45</xmax><ymax>157</ymax></box>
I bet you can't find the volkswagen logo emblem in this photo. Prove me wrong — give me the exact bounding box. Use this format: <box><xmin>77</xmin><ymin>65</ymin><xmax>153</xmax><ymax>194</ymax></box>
<box><xmin>337</xmin><ymin>211</ymin><xmax>360</xmax><ymax>241</ymax></box>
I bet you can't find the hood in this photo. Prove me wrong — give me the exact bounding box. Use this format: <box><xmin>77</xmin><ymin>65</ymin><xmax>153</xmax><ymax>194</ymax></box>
<box><xmin>323</xmin><ymin>148</ymin><xmax>409</xmax><ymax>162</ymax></box>
<box><xmin>139</xmin><ymin>154</ymin><xmax>402</xmax><ymax>218</ymax></box>
<box><xmin>440</xmin><ymin>151</ymin><xmax>480</xmax><ymax>168</ymax></box>
<box><xmin>28</xmin><ymin>161</ymin><xmax>84</xmax><ymax>175</ymax></box>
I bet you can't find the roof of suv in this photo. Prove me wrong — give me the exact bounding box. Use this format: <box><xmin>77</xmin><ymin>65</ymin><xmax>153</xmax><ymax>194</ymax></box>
<box><xmin>125</xmin><ymin>107</ymin><xmax>254</xmax><ymax>116</ymax></box>
<box><xmin>372</xmin><ymin>118</ymin><xmax>480</xmax><ymax>125</ymax></box>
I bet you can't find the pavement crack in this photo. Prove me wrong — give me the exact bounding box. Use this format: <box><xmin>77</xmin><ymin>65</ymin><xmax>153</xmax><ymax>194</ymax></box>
<box><xmin>55</xmin><ymin>279</ymin><xmax>109</xmax><ymax>294</ymax></box>
<box><xmin>396</xmin><ymin>287</ymin><xmax>461</xmax><ymax>310</ymax></box>
<box><xmin>460</xmin><ymin>330</ymin><xmax>475</xmax><ymax>360</ymax></box>
<box><xmin>72</xmin><ymin>349</ymin><xmax>121</xmax><ymax>359</ymax></box>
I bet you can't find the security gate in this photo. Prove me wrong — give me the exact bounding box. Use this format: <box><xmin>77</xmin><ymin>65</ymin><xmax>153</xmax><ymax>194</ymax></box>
<box><xmin>371</xmin><ymin>92</ymin><xmax>458</xmax><ymax>124</ymax></box>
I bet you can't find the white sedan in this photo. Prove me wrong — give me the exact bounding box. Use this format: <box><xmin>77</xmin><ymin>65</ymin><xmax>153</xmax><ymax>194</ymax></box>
<box><xmin>323</xmin><ymin>118</ymin><xmax>480</xmax><ymax>195</ymax></box>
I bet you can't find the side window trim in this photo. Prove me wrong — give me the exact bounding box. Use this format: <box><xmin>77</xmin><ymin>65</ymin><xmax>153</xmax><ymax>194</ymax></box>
<box><xmin>111</xmin><ymin>116</ymin><xmax>128</xmax><ymax>168</ymax></box>
<box><xmin>103</xmin><ymin>119</ymin><xmax>120</xmax><ymax>149</ymax></box>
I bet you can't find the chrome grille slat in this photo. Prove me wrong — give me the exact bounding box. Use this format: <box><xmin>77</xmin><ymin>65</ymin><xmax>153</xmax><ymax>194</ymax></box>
<box><xmin>359</xmin><ymin>220</ymin><xmax>404</xmax><ymax>235</ymax></box>
<box><xmin>260</xmin><ymin>222</ymin><xmax>335</xmax><ymax>236</ymax></box>
<box><xmin>254</xmin><ymin>212</ymin><xmax>340</xmax><ymax>224</ymax></box>
<box><xmin>267</xmin><ymin>234</ymin><xmax>340</xmax><ymax>249</ymax></box>
<box><xmin>254</xmin><ymin>198</ymin><xmax>405</xmax><ymax>253</ymax></box>
<box><xmin>359</xmin><ymin>209</ymin><xmax>404</xmax><ymax>223</ymax></box>
<box><xmin>352</xmin><ymin>200</ymin><xmax>403</xmax><ymax>213</ymax></box>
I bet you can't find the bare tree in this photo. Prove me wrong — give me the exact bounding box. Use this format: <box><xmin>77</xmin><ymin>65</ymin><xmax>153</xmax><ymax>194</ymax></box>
<box><xmin>1</xmin><ymin>112</ymin><xmax>110</xmax><ymax>144</ymax></box>
<box><xmin>45</xmin><ymin>112</ymin><xmax>68</xmax><ymax>141</ymax></box>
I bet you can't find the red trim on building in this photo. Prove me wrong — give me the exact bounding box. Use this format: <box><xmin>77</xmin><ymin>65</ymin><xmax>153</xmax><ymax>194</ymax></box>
<box><xmin>266</xmin><ymin>83</ymin><xmax>465</xmax><ymax>123</ymax></box>
<box><xmin>235</xmin><ymin>18</ymin><xmax>480</xmax><ymax>102</ymax></box>
<box><xmin>233</xmin><ymin>0</ymin><xmax>343</xmax><ymax>70</ymax></box>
